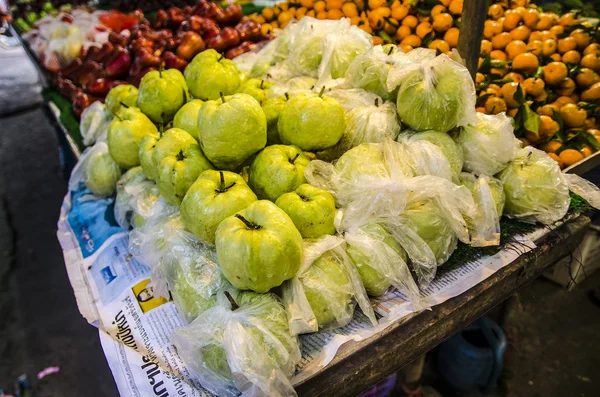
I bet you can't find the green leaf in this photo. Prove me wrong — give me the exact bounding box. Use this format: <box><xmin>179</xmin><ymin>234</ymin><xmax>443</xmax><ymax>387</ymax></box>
<box><xmin>514</xmin><ymin>84</ymin><xmax>525</xmax><ymax>106</ymax></box>
<box><xmin>583</xmin><ymin>131</ymin><xmax>600</xmax><ymax>150</ymax></box>
<box><xmin>517</xmin><ymin>103</ymin><xmax>541</xmax><ymax>137</ymax></box>
<box><xmin>479</xmin><ymin>55</ymin><xmax>492</xmax><ymax>74</ymax></box>
<box><xmin>422</xmin><ymin>31</ymin><xmax>435</xmax><ymax>47</ymax></box>
<box><xmin>476</xmin><ymin>93</ymin><xmax>493</xmax><ymax>107</ymax></box>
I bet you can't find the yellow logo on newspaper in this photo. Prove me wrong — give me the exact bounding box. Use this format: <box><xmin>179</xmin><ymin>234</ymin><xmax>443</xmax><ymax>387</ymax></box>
<box><xmin>132</xmin><ymin>279</ymin><xmax>168</xmax><ymax>313</ymax></box>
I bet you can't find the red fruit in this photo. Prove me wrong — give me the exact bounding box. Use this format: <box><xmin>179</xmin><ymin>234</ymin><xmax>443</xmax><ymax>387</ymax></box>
<box><xmin>225</xmin><ymin>41</ymin><xmax>254</xmax><ymax>59</ymax></box>
<box><xmin>206</xmin><ymin>27</ymin><xmax>240</xmax><ymax>52</ymax></box>
<box><xmin>106</xmin><ymin>50</ymin><xmax>132</xmax><ymax>78</ymax></box>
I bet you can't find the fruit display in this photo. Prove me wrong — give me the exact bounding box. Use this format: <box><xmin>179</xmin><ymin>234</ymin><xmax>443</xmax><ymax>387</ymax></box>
<box><xmin>253</xmin><ymin>0</ymin><xmax>600</xmax><ymax>169</ymax></box>
<box><xmin>9</xmin><ymin>1</ymin><xmax>87</xmax><ymax>32</ymax></box>
<box><xmin>63</xmin><ymin>10</ymin><xmax>600</xmax><ymax>395</ymax></box>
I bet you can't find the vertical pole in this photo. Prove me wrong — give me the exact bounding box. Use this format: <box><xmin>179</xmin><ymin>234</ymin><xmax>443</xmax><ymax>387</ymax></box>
<box><xmin>457</xmin><ymin>0</ymin><xmax>488</xmax><ymax>81</ymax></box>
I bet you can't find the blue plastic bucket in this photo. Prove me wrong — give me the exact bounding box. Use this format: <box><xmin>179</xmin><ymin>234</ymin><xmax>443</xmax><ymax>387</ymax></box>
<box><xmin>437</xmin><ymin>317</ymin><xmax>506</xmax><ymax>393</ymax></box>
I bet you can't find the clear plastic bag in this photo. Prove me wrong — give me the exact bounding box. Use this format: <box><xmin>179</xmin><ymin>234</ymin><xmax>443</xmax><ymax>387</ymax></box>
<box><xmin>387</xmin><ymin>51</ymin><xmax>476</xmax><ymax>133</ymax></box>
<box><xmin>456</xmin><ymin>112</ymin><xmax>520</xmax><ymax>176</ymax></box>
<box><xmin>282</xmin><ymin>235</ymin><xmax>376</xmax><ymax>334</ymax></box>
<box><xmin>398</xmin><ymin>130</ymin><xmax>464</xmax><ymax>178</ymax></box>
<box><xmin>323</xmin><ymin>88</ymin><xmax>380</xmax><ymax>114</ymax></box>
<box><xmin>497</xmin><ymin>147</ymin><xmax>570</xmax><ymax>225</ymax></box>
<box><xmin>459</xmin><ymin>172</ymin><xmax>505</xmax><ymax>247</ymax></box>
<box><xmin>82</xmin><ymin>142</ymin><xmax>122</xmax><ymax>197</ymax></box>
<box><xmin>114</xmin><ymin>167</ymin><xmax>172</xmax><ymax>230</ymax></box>
<box><xmin>80</xmin><ymin>101</ymin><xmax>112</xmax><ymax>146</ymax></box>
<box><xmin>317</xmin><ymin>27</ymin><xmax>372</xmax><ymax>85</ymax></box>
<box><xmin>338</xmin><ymin>98</ymin><xmax>400</xmax><ymax>152</ymax></box>
<box><xmin>345</xmin><ymin>44</ymin><xmax>405</xmax><ymax>101</ymax></box>
<box><xmin>128</xmin><ymin>211</ymin><xmax>228</xmax><ymax>322</ymax></box>
<box><xmin>564</xmin><ymin>173</ymin><xmax>600</xmax><ymax>210</ymax></box>
<box><xmin>267</xmin><ymin>76</ymin><xmax>317</xmax><ymax>99</ymax></box>
<box><xmin>172</xmin><ymin>290</ymin><xmax>300</xmax><ymax>397</ymax></box>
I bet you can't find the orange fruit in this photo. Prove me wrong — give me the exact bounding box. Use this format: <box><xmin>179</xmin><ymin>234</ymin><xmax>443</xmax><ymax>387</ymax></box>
<box><xmin>400</xmin><ymin>44</ymin><xmax>414</xmax><ymax>52</ymax></box>
<box><xmin>503</xmin><ymin>9</ymin><xmax>522</xmax><ymax>31</ymax></box>
<box><xmin>543</xmin><ymin>62</ymin><xmax>568</xmax><ymax>85</ymax></box>
<box><xmin>368</xmin><ymin>0</ymin><xmax>386</xmax><ymax>8</ymax></box>
<box><xmin>581</xmin><ymin>82</ymin><xmax>600</xmax><ymax>101</ymax></box>
<box><xmin>500</xmin><ymin>82</ymin><xmax>525</xmax><ymax>108</ymax></box>
<box><xmin>571</xmin><ymin>29</ymin><xmax>591</xmax><ymax>50</ymax></box>
<box><xmin>559</xmin><ymin>12</ymin><xmax>579</xmax><ymax>27</ymax></box>
<box><xmin>429</xmin><ymin>39</ymin><xmax>450</xmax><ymax>53</ymax></box>
<box><xmin>357</xmin><ymin>21</ymin><xmax>373</xmax><ymax>33</ymax></box>
<box><xmin>476</xmin><ymin>72</ymin><xmax>485</xmax><ymax>84</ymax></box>
<box><xmin>395</xmin><ymin>25</ymin><xmax>412</xmax><ymax>41</ymax></box>
<box><xmin>372</xmin><ymin>36</ymin><xmax>384</xmax><ymax>46</ymax></box>
<box><xmin>522</xmin><ymin>77</ymin><xmax>545</xmax><ymax>97</ymax></box>
<box><xmin>444</xmin><ymin>27</ymin><xmax>460</xmax><ymax>48</ymax></box>
<box><xmin>543</xmin><ymin>140</ymin><xmax>563</xmax><ymax>153</ymax></box>
<box><xmin>326</xmin><ymin>0</ymin><xmax>343</xmax><ymax>10</ymax></box>
<box><xmin>492</xmin><ymin>32</ymin><xmax>512</xmax><ymax>49</ymax></box>
<box><xmin>512</xmin><ymin>52</ymin><xmax>539</xmax><ymax>75</ymax></box>
<box><xmin>529</xmin><ymin>31</ymin><xmax>543</xmax><ymax>42</ymax></box>
<box><xmin>557</xmin><ymin>77</ymin><xmax>576</xmax><ymax>96</ymax></box>
<box><xmin>584</xmin><ymin>43</ymin><xmax>600</xmax><ymax>56</ymax></box>
<box><xmin>507</xmin><ymin>108</ymin><xmax>519</xmax><ymax>118</ymax></box>
<box><xmin>490</xmin><ymin>49</ymin><xmax>507</xmax><ymax>61</ymax></box>
<box><xmin>526</xmin><ymin>40</ymin><xmax>543</xmax><ymax>57</ymax></box>
<box><xmin>510</xmin><ymin>25</ymin><xmax>531</xmax><ymax>41</ymax></box>
<box><xmin>486</xmin><ymin>84</ymin><xmax>502</xmax><ymax>95</ymax></box>
<box><xmin>480</xmin><ymin>39</ymin><xmax>492</xmax><ymax>55</ymax></box>
<box><xmin>522</xmin><ymin>8</ymin><xmax>540</xmax><ymax>29</ymax></box>
<box><xmin>519</xmin><ymin>137</ymin><xmax>530</xmax><ymax>147</ymax></box>
<box><xmin>542</xmin><ymin>39</ymin><xmax>558</xmax><ymax>56</ymax></box>
<box><xmin>505</xmin><ymin>72</ymin><xmax>524</xmax><ymax>83</ymax></box>
<box><xmin>431</xmin><ymin>4</ymin><xmax>447</xmax><ymax>17</ymax></box>
<box><xmin>558</xmin><ymin>37</ymin><xmax>577</xmax><ymax>54</ymax></box>
<box><xmin>327</xmin><ymin>8</ymin><xmax>343</xmax><ymax>19</ymax></box>
<box><xmin>448</xmin><ymin>0</ymin><xmax>463</xmax><ymax>15</ymax></box>
<box><xmin>506</xmin><ymin>40</ymin><xmax>527</xmax><ymax>59</ymax></box>
<box><xmin>391</xmin><ymin>4</ymin><xmax>409</xmax><ymax>20</ymax></box>
<box><xmin>560</xmin><ymin>103</ymin><xmax>587</xmax><ymax>128</ymax></box>
<box><xmin>549</xmin><ymin>25</ymin><xmax>565</xmax><ymax>36</ymax></box>
<box><xmin>476</xmin><ymin>107</ymin><xmax>486</xmax><ymax>113</ymax></box>
<box><xmin>316</xmin><ymin>10</ymin><xmax>328</xmax><ymax>19</ymax></box>
<box><xmin>485</xmin><ymin>96</ymin><xmax>508</xmax><ymax>114</ymax></box>
<box><xmin>488</xmin><ymin>4</ymin><xmax>504</xmax><ymax>19</ymax></box>
<box><xmin>562</xmin><ymin>50</ymin><xmax>581</xmax><ymax>65</ymax></box>
<box><xmin>576</xmin><ymin>68</ymin><xmax>600</xmax><ymax>88</ymax></box>
<box><xmin>536</xmin><ymin>12</ymin><xmax>555</xmax><ymax>30</ymax></box>
<box><xmin>432</xmin><ymin>13</ymin><xmax>453</xmax><ymax>32</ymax></box>
<box><xmin>581</xmin><ymin>53</ymin><xmax>600</xmax><ymax>71</ymax></box>
<box><xmin>300</xmin><ymin>0</ymin><xmax>314</xmax><ymax>7</ymax></box>
<box><xmin>555</xmin><ymin>95</ymin><xmax>576</xmax><ymax>107</ymax></box>
<box><xmin>261</xmin><ymin>7</ymin><xmax>274</xmax><ymax>19</ymax></box>
<box><xmin>342</xmin><ymin>2</ymin><xmax>359</xmax><ymax>17</ymax></box>
<box><xmin>537</xmin><ymin>104</ymin><xmax>559</xmax><ymax>117</ymax></box>
<box><xmin>402</xmin><ymin>15</ymin><xmax>418</xmax><ymax>28</ymax></box>
<box><xmin>550</xmin><ymin>53</ymin><xmax>562</xmax><ymax>62</ymax></box>
<box><xmin>383</xmin><ymin>17</ymin><xmax>399</xmax><ymax>34</ymax></box>
<box><xmin>314</xmin><ymin>0</ymin><xmax>326</xmax><ymax>12</ymax></box>
<box><xmin>440</xmin><ymin>0</ymin><xmax>451</xmax><ymax>6</ymax></box>
<box><xmin>483</xmin><ymin>20</ymin><xmax>502</xmax><ymax>39</ymax></box>
<box><xmin>417</xmin><ymin>14</ymin><xmax>431</xmax><ymax>23</ymax></box>
<box><xmin>581</xmin><ymin>145</ymin><xmax>593</xmax><ymax>157</ymax></box>
<box><xmin>538</xmin><ymin>115</ymin><xmax>560</xmax><ymax>140</ymax></box>
<box><xmin>350</xmin><ymin>16</ymin><xmax>361</xmax><ymax>25</ymax></box>
<box><xmin>401</xmin><ymin>34</ymin><xmax>422</xmax><ymax>47</ymax></box>
<box><xmin>559</xmin><ymin>149</ymin><xmax>584</xmax><ymax>167</ymax></box>
<box><xmin>491</xmin><ymin>66</ymin><xmax>509</xmax><ymax>77</ymax></box>
<box><xmin>306</xmin><ymin>9</ymin><xmax>316</xmax><ymax>17</ymax></box>
<box><xmin>547</xmin><ymin>153</ymin><xmax>563</xmax><ymax>168</ymax></box>
<box><xmin>541</xmin><ymin>30</ymin><xmax>557</xmax><ymax>42</ymax></box>
<box><xmin>416</xmin><ymin>22</ymin><xmax>433</xmax><ymax>39</ymax></box>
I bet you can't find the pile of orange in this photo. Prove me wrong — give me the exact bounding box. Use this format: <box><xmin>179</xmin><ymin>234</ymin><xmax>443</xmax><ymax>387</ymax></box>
<box><xmin>251</xmin><ymin>0</ymin><xmax>600</xmax><ymax>169</ymax></box>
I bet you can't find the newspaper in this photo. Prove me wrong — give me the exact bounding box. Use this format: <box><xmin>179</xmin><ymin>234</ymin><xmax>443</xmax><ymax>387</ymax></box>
<box><xmin>58</xmin><ymin>180</ymin><xmax>537</xmax><ymax>396</ymax></box>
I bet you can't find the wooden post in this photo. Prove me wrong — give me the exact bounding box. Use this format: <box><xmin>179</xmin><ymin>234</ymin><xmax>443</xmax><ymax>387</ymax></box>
<box><xmin>457</xmin><ymin>0</ymin><xmax>488</xmax><ymax>81</ymax></box>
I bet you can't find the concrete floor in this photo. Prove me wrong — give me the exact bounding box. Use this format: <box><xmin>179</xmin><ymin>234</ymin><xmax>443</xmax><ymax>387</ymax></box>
<box><xmin>0</xmin><ymin>41</ymin><xmax>599</xmax><ymax>397</ymax></box>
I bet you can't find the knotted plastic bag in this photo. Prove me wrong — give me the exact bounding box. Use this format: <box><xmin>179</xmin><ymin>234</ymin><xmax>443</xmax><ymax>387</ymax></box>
<box><xmin>345</xmin><ymin>44</ymin><xmax>404</xmax><ymax>101</ymax></box>
<box><xmin>282</xmin><ymin>235</ymin><xmax>376</xmax><ymax>335</ymax></box>
<box><xmin>267</xmin><ymin>76</ymin><xmax>317</xmax><ymax>99</ymax></box>
<box><xmin>387</xmin><ymin>50</ymin><xmax>476</xmax><ymax>133</ymax></box>
<box><xmin>172</xmin><ymin>290</ymin><xmax>300</xmax><ymax>397</ymax></box>
<box><xmin>80</xmin><ymin>101</ymin><xmax>112</xmax><ymax>146</ymax></box>
<box><xmin>398</xmin><ymin>130</ymin><xmax>464</xmax><ymax>179</ymax></box>
<box><xmin>128</xmin><ymin>211</ymin><xmax>227</xmax><ymax>322</ymax></box>
<box><xmin>114</xmin><ymin>167</ymin><xmax>171</xmax><ymax>230</ymax></box>
<box><xmin>456</xmin><ymin>112</ymin><xmax>520</xmax><ymax>176</ymax></box>
<box><xmin>497</xmin><ymin>147</ymin><xmax>570</xmax><ymax>225</ymax></box>
<box><xmin>317</xmin><ymin>27</ymin><xmax>372</xmax><ymax>85</ymax></box>
<box><xmin>459</xmin><ymin>172</ymin><xmax>505</xmax><ymax>247</ymax></box>
<box><xmin>81</xmin><ymin>142</ymin><xmax>122</xmax><ymax>197</ymax></box>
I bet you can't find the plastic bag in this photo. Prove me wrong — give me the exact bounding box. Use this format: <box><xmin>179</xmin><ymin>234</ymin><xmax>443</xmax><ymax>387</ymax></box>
<box><xmin>323</xmin><ymin>88</ymin><xmax>380</xmax><ymax>113</ymax></box>
<box><xmin>337</xmin><ymin>98</ymin><xmax>400</xmax><ymax>152</ymax></box>
<box><xmin>114</xmin><ymin>167</ymin><xmax>172</xmax><ymax>230</ymax></box>
<box><xmin>564</xmin><ymin>173</ymin><xmax>600</xmax><ymax>210</ymax></box>
<box><xmin>82</xmin><ymin>142</ymin><xmax>122</xmax><ymax>197</ymax></box>
<box><xmin>497</xmin><ymin>147</ymin><xmax>570</xmax><ymax>225</ymax></box>
<box><xmin>459</xmin><ymin>172</ymin><xmax>505</xmax><ymax>247</ymax></box>
<box><xmin>456</xmin><ymin>112</ymin><xmax>520</xmax><ymax>176</ymax></box>
<box><xmin>345</xmin><ymin>44</ymin><xmax>405</xmax><ymax>101</ymax></box>
<box><xmin>317</xmin><ymin>27</ymin><xmax>372</xmax><ymax>85</ymax></box>
<box><xmin>282</xmin><ymin>235</ymin><xmax>376</xmax><ymax>334</ymax></box>
<box><xmin>129</xmin><ymin>211</ymin><xmax>227</xmax><ymax>322</ymax></box>
<box><xmin>387</xmin><ymin>51</ymin><xmax>476</xmax><ymax>133</ymax></box>
<box><xmin>172</xmin><ymin>290</ymin><xmax>300</xmax><ymax>397</ymax></box>
<box><xmin>80</xmin><ymin>101</ymin><xmax>112</xmax><ymax>146</ymax></box>
<box><xmin>398</xmin><ymin>130</ymin><xmax>464</xmax><ymax>178</ymax></box>
<box><xmin>393</xmin><ymin>137</ymin><xmax>455</xmax><ymax>182</ymax></box>
<box><xmin>267</xmin><ymin>76</ymin><xmax>317</xmax><ymax>99</ymax></box>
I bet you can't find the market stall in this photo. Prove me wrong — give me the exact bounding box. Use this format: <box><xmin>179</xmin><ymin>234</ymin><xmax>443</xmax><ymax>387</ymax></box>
<box><xmin>5</xmin><ymin>0</ymin><xmax>600</xmax><ymax>396</ymax></box>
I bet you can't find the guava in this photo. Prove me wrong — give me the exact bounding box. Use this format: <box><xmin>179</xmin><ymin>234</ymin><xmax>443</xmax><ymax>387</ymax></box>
<box><xmin>334</xmin><ymin>143</ymin><xmax>385</xmax><ymax>182</ymax></box>
<box><xmin>197</xmin><ymin>93</ymin><xmax>266</xmax><ymax>170</ymax></box>
<box><xmin>345</xmin><ymin>45</ymin><xmax>401</xmax><ymax>101</ymax></box>
<box><xmin>262</xmin><ymin>95</ymin><xmax>287</xmax><ymax>144</ymax></box>
<box><xmin>184</xmin><ymin>49</ymin><xmax>241</xmax><ymax>100</ymax></box>
<box><xmin>459</xmin><ymin>172</ymin><xmax>506</xmax><ymax>216</ymax></box>
<box><xmin>404</xmin><ymin>130</ymin><xmax>464</xmax><ymax>176</ymax></box>
<box><xmin>173</xmin><ymin>99</ymin><xmax>204</xmax><ymax>141</ymax></box>
<box><xmin>107</xmin><ymin>106</ymin><xmax>158</xmax><ymax>169</ymax></box>
<box><xmin>238</xmin><ymin>78</ymin><xmax>274</xmax><ymax>104</ymax></box>
<box><xmin>84</xmin><ymin>143</ymin><xmax>122</xmax><ymax>197</ymax></box>
<box><xmin>340</xmin><ymin>99</ymin><xmax>400</xmax><ymax>152</ymax></box>
<box><xmin>138</xmin><ymin>131</ymin><xmax>160</xmax><ymax>180</ymax></box>
<box><xmin>215</xmin><ymin>200</ymin><xmax>303</xmax><ymax>292</ymax></box>
<box><xmin>181</xmin><ymin>170</ymin><xmax>257</xmax><ymax>245</ymax></box>
<box><xmin>105</xmin><ymin>84</ymin><xmax>138</xmax><ymax>115</ymax></box>
<box><xmin>278</xmin><ymin>91</ymin><xmax>345</xmax><ymax>151</ymax></box>
<box><xmin>497</xmin><ymin>147</ymin><xmax>570</xmax><ymax>225</ymax></box>
<box><xmin>138</xmin><ymin>69</ymin><xmax>189</xmax><ymax>124</ymax></box>
<box><xmin>276</xmin><ymin>184</ymin><xmax>337</xmax><ymax>239</ymax></box>
<box><xmin>248</xmin><ymin>144</ymin><xmax>310</xmax><ymax>201</ymax></box>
